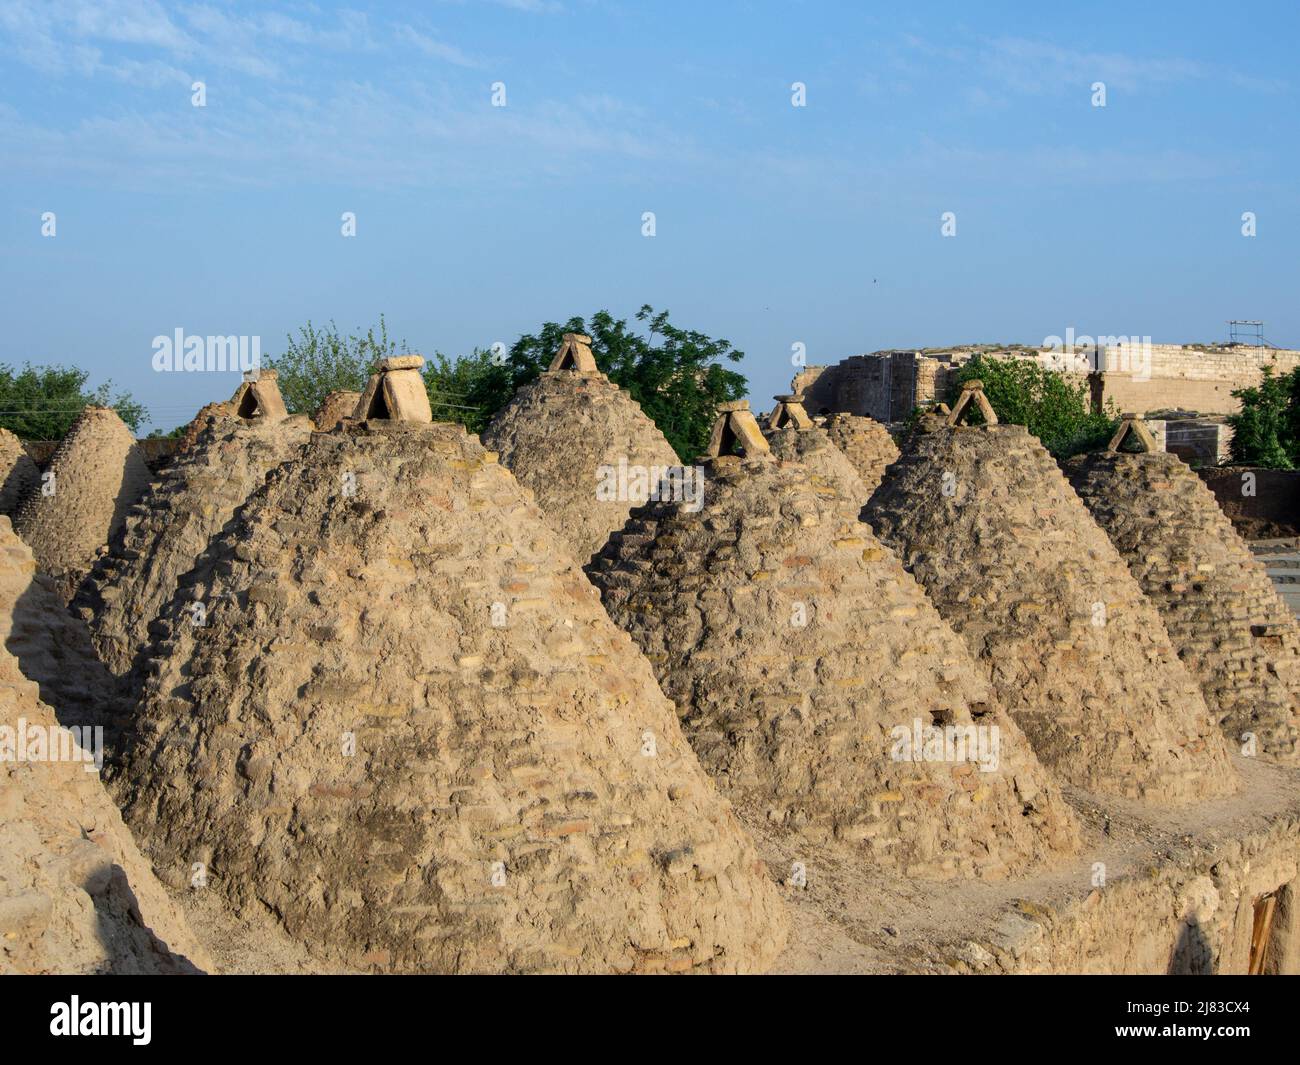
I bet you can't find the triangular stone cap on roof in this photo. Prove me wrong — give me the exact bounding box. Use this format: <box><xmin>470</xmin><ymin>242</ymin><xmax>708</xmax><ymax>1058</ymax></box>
<box><xmin>1107</xmin><ymin>413</ymin><xmax>1157</xmax><ymax>453</ymax></box>
<box><xmin>352</xmin><ymin>355</ymin><xmax>432</xmax><ymax>423</ymax></box>
<box><xmin>704</xmin><ymin>401</ymin><xmax>770</xmax><ymax>459</ymax></box>
<box><xmin>767</xmin><ymin>394</ymin><xmax>814</xmax><ymax>431</ymax></box>
<box><xmin>548</xmin><ymin>333</ymin><xmax>599</xmax><ymax>373</ymax></box>
<box><xmin>946</xmin><ymin>380</ymin><xmax>998</xmax><ymax>426</ymax></box>
<box><xmin>228</xmin><ymin>369</ymin><xmax>289</xmax><ymax>423</ymax></box>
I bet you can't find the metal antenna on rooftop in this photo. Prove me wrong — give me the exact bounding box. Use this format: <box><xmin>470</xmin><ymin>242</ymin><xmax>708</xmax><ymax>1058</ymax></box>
<box><xmin>1227</xmin><ymin>320</ymin><xmax>1274</xmax><ymax>347</ymax></box>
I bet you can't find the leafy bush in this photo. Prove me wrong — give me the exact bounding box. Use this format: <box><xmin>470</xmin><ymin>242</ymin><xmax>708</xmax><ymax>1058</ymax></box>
<box><xmin>0</xmin><ymin>363</ymin><xmax>143</xmax><ymax>439</ymax></box>
<box><xmin>264</xmin><ymin>316</ymin><xmax>407</xmax><ymax>416</ymax></box>
<box><xmin>421</xmin><ymin>349</ymin><xmax>514</xmax><ymax>437</ymax></box>
<box><xmin>1225</xmin><ymin>367</ymin><xmax>1298</xmax><ymax>469</ymax></box>
<box><xmin>947</xmin><ymin>354</ymin><xmax>1119</xmax><ymax>458</ymax></box>
<box><xmin>263</xmin><ymin>308</ymin><xmax>745</xmax><ymax>459</ymax></box>
<box><xmin>494</xmin><ymin>305</ymin><xmax>747</xmax><ymax>461</ymax></box>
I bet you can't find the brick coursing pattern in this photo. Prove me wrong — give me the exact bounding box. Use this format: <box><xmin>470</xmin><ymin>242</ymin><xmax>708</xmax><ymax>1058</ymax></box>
<box><xmin>588</xmin><ymin>452</ymin><xmax>1080</xmax><ymax>879</ymax></box>
<box><xmin>11</xmin><ymin>407</ymin><xmax>153</xmax><ymax>599</ymax></box>
<box><xmin>1066</xmin><ymin>450</ymin><xmax>1300</xmax><ymax>762</ymax></box>
<box><xmin>116</xmin><ymin>422</ymin><xmax>787</xmax><ymax>973</ymax></box>
<box><xmin>863</xmin><ymin>423</ymin><xmax>1239</xmax><ymax>804</ymax></box>
<box><xmin>483</xmin><ymin>370</ymin><xmax>681</xmax><ymax>566</ymax></box>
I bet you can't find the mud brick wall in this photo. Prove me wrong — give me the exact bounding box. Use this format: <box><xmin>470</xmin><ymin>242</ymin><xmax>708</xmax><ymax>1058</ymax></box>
<box><xmin>1067</xmin><ymin>451</ymin><xmax>1300</xmax><ymax>762</ymax></box>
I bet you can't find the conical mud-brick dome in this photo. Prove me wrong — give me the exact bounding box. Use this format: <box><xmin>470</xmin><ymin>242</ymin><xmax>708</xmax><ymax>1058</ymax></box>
<box><xmin>588</xmin><ymin>402</ymin><xmax>1079</xmax><ymax>878</ymax></box>
<box><xmin>764</xmin><ymin>395</ymin><xmax>868</xmax><ymax>506</ymax></box>
<box><xmin>862</xmin><ymin>384</ymin><xmax>1239</xmax><ymax>804</ymax></box>
<box><xmin>73</xmin><ymin>373</ymin><xmax>312</xmax><ymax>678</ymax></box>
<box><xmin>12</xmin><ymin>406</ymin><xmax>152</xmax><ymax>595</ymax></box>
<box><xmin>313</xmin><ymin>390</ymin><xmax>362</xmax><ymax>431</ymax></box>
<box><xmin>0</xmin><ymin>517</ymin><xmax>209</xmax><ymax>974</ymax></box>
<box><xmin>824</xmin><ymin>412</ymin><xmax>899</xmax><ymax>494</ymax></box>
<box><xmin>483</xmin><ymin>333</ymin><xmax>681</xmax><ymax>565</ymax></box>
<box><xmin>173</xmin><ymin>400</ymin><xmax>233</xmax><ymax>458</ymax></box>
<box><xmin>0</xmin><ymin>428</ymin><xmax>39</xmax><ymax>517</ymax></box>
<box><xmin>117</xmin><ymin>370</ymin><xmax>786</xmax><ymax>973</ymax></box>
<box><xmin>1066</xmin><ymin>416</ymin><xmax>1300</xmax><ymax>762</ymax></box>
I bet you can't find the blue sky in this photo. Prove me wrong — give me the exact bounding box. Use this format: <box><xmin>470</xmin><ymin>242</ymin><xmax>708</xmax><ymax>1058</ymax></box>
<box><xmin>2</xmin><ymin>0</ymin><xmax>1297</xmax><ymax>430</ymax></box>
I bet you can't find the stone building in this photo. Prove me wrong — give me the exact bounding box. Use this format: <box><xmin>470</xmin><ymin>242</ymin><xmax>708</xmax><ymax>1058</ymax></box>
<box><xmin>823</xmin><ymin>412</ymin><xmax>899</xmax><ymax>494</ymax></box>
<box><xmin>763</xmin><ymin>396</ymin><xmax>868</xmax><ymax>507</ymax></box>
<box><xmin>1066</xmin><ymin>425</ymin><xmax>1300</xmax><ymax>762</ymax></box>
<box><xmin>12</xmin><ymin>406</ymin><xmax>152</xmax><ymax>599</ymax></box>
<box><xmin>483</xmin><ymin>334</ymin><xmax>681</xmax><ymax>565</ymax></box>
<box><xmin>797</xmin><ymin>343</ymin><xmax>1300</xmax><ymax>424</ymax></box>
<box><xmin>862</xmin><ymin>395</ymin><xmax>1239</xmax><ymax>804</ymax></box>
<box><xmin>0</xmin><ymin>427</ymin><xmax>39</xmax><ymax>518</ymax></box>
<box><xmin>115</xmin><ymin>366</ymin><xmax>787</xmax><ymax>974</ymax></box>
<box><xmin>0</xmin><ymin>517</ymin><xmax>209</xmax><ymax>974</ymax></box>
<box><xmin>588</xmin><ymin>403</ymin><xmax>1080</xmax><ymax>879</ymax></box>
<box><xmin>72</xmin><ymin>374</ymin><xmax>313</xmax><ymax>679</ymax></box>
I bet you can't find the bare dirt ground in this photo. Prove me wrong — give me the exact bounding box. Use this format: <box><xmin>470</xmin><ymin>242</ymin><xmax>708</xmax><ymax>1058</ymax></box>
<box><xmin>167</xmin><ymin>752</ymin><xmax>1300</xmax><ymax>975</ymax></box>
<box><xmin>763</xmin><ymin>752</ymin><xmax>1300</xmax><ymax>974</ymax></box>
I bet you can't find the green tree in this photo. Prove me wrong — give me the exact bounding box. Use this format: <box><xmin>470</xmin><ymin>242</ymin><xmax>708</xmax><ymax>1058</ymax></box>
<box><xmin>492</xmin><ymin>305</ymin><xmax>747</xmax><ymax>460</ymax></box>
<box><xmin>421</xmin><ymin>348</ymin><xmax>515</xmax><ymax>436</ymax></box>
<box><xmin>947</xmin><ymin>354</ymin><xmax>1119</xmax><ymax>458</ymax></box>
<box><xmin>1226</xmin><ymin>367</ymin><xmax>1298</xmax><ymax>469</ymax></box>
<box><xmin>264</xmin><ymin>316</ymin><xmax>407</xmax><ymax>416</ymax></box>
<box><xmin>0</xmin><ymin>363</ymin><xmax>143</xmax><ymax>439</ymax></box>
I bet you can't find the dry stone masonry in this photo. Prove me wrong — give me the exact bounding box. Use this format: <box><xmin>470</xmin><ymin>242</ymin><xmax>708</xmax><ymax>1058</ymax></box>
<box><xmin>73</xmin><ymin>374</ymin><xmax>313</xmax><ymax>678</ymax></box>
<box><xmin>12</xmin><ymin>406</ymin><xmax>152</xmax><ymax>600</ymax></box>
<box><xmin>483</xmin><ymin>334</ymin><xmax>681</xmax><ymax>565</ymax></box>
<box><xmin>0</xmin><ymin>428</ymin><xmax>40</xmax><ymax>518</ymax></box>
<box><xmin>1066</xmin><ymin>429</ymin><xmax>1300</xmax><ymax>763</ymax></box>
<box><xmin>116</xmin><ymin>394</ymin><xmax>787</xmax><ymax>973</ymax></box>
<box><xmin>863</xmin><ymin>410</ymin><xmax>1239</xmax><ymax>805</ymax></box>
<box><xmin>313</xmin><ymin>390</ymin><xmax>362</xmax><ymax>431</ymax></box>
<box><xmin>588</xmin><ymin>404</ymin><xmax>1080</xmax><ymax>878</ymax></box>
<box><xmin>823</xmin><ymin>412</ymin><xmax>900</xmax><ymax>495</ymax></box>
<box><xmin>0</xmin><ymin>518</ymin><xmax>209</xmax><ymax>974</ymax></box>
<box><xmin>764</xmin><ymin>403</ymin><xmax>869</xmax><ymax>508</ymax></box>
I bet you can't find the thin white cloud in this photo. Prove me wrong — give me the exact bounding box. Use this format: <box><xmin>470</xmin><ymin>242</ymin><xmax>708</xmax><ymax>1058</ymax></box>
<box><xmin>396</xmin><ymin>25</ymin><xmax>484</xmax><ymax>69</ymax></box>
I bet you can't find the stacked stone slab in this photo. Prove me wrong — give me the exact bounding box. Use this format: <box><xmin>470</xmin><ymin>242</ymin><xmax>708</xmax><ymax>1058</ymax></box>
<box><xmin>764</xmin><ymin>405</ymin><xmax>868</xmax><ymax>508</ymax></box>
<box><xmin>0</xmin><ymin>428</ymin><xmax>39</xmax><ymax>517</ymax></box>
<box><xmin>588</xmin><ymin>402</ymin><xmax>1079</xmax><ymax>878</ymax></box>
<box><xmin>1065</xmin><ymin>419</ymin><xmax>1300</xmax><ymax>762</ymax></box>
<box><xmin>352</xmin><ymin>355</ymin><xmax>432</xmax><ymax>422</ymax></box>
<box><xmin>117</xmin><ymin>365</ymin><xmax>786</xmax><ymax>974</ymax></box>
<box><xmin>73</xmin><ymin>375</ymin><xmax>312</xmax><ymax>678</ymax></box>
<box><xmin>0</xmin><ymin>518</ymin><xmax>209</xmax><ymax>974</ymax></box>
<box><xmin>12</xmin><ymin>406</ymin><xmax>152</xmax><ymax>599</ymax></box>
<box><xmin>313</xmin><ymin>390</ymin><xmax>361</xmax><ymax>430</ymax></box>
<box><xmin>824</xmin><ymin>412</ymin><xmax>899</xmax><ymax>494</ymax></box>
<box><xmin>862</xmin><ymin>390</ymin><xmax>1238</xmax><ymax>804</ymax></box>
<box><xmin>483</xmin><ymin>334</ymin><xmax>681</xmax><ymax>565</ymax></box>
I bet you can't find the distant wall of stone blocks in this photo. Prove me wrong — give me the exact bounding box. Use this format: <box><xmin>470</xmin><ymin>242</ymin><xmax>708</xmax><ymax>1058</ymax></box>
<box><xmin>795</xmin><ymin>344</ymin><xmax>1300</xmax><ymax>423</ymax></box>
